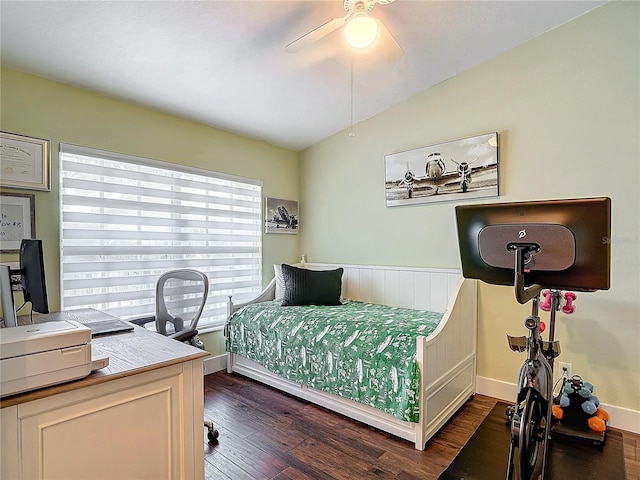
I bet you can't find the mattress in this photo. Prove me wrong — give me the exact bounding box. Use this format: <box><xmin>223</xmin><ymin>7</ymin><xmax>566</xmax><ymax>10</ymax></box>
<box><xmin>226</xmin><ymin>299</ymin><xmax>443</xmax><ymax>422</ymax></box>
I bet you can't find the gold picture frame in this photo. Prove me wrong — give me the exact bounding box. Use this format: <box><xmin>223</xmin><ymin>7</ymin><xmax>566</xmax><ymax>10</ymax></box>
<box><xmin>0</xmin><ymin>193</ymin><xmax>36</xmax><ymax>252</ymax></box>
<box><xmin>0</xmin><ymin>131</ymin><xmax>51</xmax><ymax>191</ymax></box>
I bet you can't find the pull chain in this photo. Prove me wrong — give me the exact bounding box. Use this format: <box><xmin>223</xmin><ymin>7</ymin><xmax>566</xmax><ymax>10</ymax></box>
<box><xmin>349</xmin><ymin>60</ymin><xmax>355</xmax><ymax>138</ymax></box>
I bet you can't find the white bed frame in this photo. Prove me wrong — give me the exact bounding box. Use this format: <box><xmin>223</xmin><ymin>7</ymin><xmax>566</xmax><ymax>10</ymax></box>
<box><xmin>226</xmin><ymin>263</ymin><xmax>477</xmax><ymax>450</ymax></box>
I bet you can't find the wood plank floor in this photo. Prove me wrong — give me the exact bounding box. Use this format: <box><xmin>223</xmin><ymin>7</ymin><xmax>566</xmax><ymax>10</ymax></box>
<box><xmin>203</xmin><ymin>371</ymin><xmax>640</xmax><ymax>480</ymax></box>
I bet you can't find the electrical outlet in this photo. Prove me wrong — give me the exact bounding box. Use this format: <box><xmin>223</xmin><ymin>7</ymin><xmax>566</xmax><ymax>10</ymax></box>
<box><xmin>558</xmin><ymin>362</ymin><xmax>572</xmax><ymax>380</ymax></box>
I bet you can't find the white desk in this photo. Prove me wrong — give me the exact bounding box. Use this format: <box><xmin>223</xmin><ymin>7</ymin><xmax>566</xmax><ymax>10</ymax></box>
<box><xmin>1</xmin><ymin>309</ymin><xmax>209</xmax><ymax>480</ymax></box>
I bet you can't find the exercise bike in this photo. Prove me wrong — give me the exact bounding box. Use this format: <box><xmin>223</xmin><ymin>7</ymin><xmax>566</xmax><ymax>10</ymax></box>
<box><xmin>454</xmin><ymin>197</ymin><xmax>612</xmax><ymax>480</ymax></box>
<box><xmin>504</xmin><ymin>246</ymin><xmax>572</xmax><ymax>480</ymax></box>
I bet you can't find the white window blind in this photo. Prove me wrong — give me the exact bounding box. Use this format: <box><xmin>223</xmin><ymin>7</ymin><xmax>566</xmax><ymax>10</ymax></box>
<box><xmin>60</xmin><ymin>144</ymin><xmax>262</xmax><ymax>331</ymax></box>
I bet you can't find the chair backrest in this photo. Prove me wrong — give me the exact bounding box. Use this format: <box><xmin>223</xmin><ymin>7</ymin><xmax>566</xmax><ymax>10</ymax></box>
<box><xmin>155</xmin><ymin>269</ymin><xmax>209</xmax><ymax>336</ymax></box>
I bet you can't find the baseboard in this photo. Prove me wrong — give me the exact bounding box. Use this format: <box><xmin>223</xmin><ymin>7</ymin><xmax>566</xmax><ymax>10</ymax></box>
<box><xmin>203</xmin><ymin>354</ymin><xmax>227</xmax><ymax>375</ymax></box>
<box><xmin>476</xmin><ymin>375</ymin><xmax>640</xmax><ymax>434</ymax></box>
<box><xmin>476</xmin><ymin>376</ymin><xmax>517</xmax><ymax>404</ymax></box>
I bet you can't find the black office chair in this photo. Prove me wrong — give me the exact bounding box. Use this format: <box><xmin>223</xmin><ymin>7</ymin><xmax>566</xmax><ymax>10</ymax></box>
<box><xmin>131</xmin><ymin>269</ymin><xmax>219</xmax><ymax>443</ymax></box>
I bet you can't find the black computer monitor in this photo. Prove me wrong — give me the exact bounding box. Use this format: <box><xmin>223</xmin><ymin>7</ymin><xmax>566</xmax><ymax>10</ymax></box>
<box><xmin>19</xmin><ymin>239</ymin><xmax>49</xmax><ymax>314</ymax></box>
<box><xmin>455</xmin><ymin>197</ymin><xmax>611</xmax><ymax>292</ymax></box>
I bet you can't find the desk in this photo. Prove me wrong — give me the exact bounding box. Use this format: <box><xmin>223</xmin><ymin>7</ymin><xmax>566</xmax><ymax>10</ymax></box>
<box><xmin>1</xmin><ymin>309</ymin><xmax>209</xmax><ymax>479</ymax></box>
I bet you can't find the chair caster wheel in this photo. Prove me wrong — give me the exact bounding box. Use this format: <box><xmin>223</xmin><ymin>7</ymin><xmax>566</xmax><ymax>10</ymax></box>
<box><xmin>204</xmin><ymin>420</ymin><xmax>218</xmax><ymax>444</ymax></box>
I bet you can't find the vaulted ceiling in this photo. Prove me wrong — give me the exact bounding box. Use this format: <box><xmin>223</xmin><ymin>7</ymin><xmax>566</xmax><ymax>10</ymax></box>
<box><xmin>0</xmin><ymin>1</ymin><xmax>607</xmax><ymax>151</ymax></box>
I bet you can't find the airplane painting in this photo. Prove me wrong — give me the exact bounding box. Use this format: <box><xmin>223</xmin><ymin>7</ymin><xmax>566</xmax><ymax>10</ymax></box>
<box><xmin>265</xmin><ymin>197</ymin><xmax>299</xmax><ymax>234</ymax></box>
<box><xmin>385</xmin><ymin>132</ymin><xmax>499</xmax><ymax>207</ymax></box>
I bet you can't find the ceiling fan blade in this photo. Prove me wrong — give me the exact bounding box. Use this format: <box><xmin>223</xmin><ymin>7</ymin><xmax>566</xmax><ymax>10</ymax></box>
<box><xmin>285</xmin><ymin>15</ymin><xmax>348</xmax><ymax>53</ymax></box>
<box><xmin>375</xmin><ymin>18</ymin><xmax>403</xmax><ymax>61</ymax></box>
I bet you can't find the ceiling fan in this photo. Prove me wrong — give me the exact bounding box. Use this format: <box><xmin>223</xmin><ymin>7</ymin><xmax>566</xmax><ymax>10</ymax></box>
<box><xmin>285</xmin><ymin>0</ymin><xmax>403</xmax><ymax>58</ymax></box>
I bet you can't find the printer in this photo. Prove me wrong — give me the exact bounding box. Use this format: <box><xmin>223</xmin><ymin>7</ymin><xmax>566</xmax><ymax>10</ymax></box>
<box><xmin>0</xmin><ymin>320</ymin><xmax>92</xmax><ymax>398</ymax></box>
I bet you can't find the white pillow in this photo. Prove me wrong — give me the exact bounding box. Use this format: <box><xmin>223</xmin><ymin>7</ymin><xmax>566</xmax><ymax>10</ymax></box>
<box><xmin>274</xmin><ymin>264</ymin><xmax>285</xmax><ymax>301</ymax></box>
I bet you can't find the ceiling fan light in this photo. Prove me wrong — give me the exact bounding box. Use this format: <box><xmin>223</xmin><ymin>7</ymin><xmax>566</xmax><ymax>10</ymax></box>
<box><xmin>344</xmin><ymin>14</ymin><xmax>378</xmax><ymax>49</ymax></box>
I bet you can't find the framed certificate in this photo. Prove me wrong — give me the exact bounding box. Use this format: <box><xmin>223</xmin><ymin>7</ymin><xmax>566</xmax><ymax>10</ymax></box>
<box><xmin>0</xmin><ymin>131</ymin><xmax>51</xmax><ymax>191</ymax></box>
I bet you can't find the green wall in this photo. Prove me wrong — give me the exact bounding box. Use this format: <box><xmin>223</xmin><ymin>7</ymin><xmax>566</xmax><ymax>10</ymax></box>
<box><xmin>299</xmin><ymin>2</ymin><xmax>639</xmax><ymax>411</ymax></box>
<box><xmin>0</xmin><ymin>67</ymin><xmax>300</xmax><ymax>352</ymax></box>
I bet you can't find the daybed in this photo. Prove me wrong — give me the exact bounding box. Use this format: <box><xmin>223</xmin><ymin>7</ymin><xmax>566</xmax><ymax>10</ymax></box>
<box><xmin>226</xmin><ymin>263</ymin><xmax>477</xmax><ymax>450</ymax></box>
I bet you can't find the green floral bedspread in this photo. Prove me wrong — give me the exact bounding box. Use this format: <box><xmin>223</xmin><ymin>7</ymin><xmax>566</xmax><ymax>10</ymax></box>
<box><xmin>225</xmin><ymin>299</ymin><xmax>443</xmax><ymax>422</ymax></box>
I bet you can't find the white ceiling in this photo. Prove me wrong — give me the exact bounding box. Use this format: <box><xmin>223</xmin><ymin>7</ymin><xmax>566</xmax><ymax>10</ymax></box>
<box><xmin>1</xmin><ymin>1</ymin><xmax>607</xmax><ymax>152</ymax></box>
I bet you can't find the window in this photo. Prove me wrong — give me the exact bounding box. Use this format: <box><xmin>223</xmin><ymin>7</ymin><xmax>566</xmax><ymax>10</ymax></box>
<box><xmin>60</xmin><ymin>144</ymin><xmax>262</xmax><ymax>331</ymax></box>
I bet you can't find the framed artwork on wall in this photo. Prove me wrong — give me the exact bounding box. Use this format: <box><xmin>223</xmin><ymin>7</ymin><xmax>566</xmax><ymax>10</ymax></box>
<box><xmin>0</xmin><ymin>131</ymin><xmax>51</xmax><ymax>191</ymax></box>
<box><xmin>0</xmin><ymin>193</ymin><xmax>36</xmax><ymax>252</ymax></box>
<box><xmin>384</xmin><ymin>132</ymin><xmax>499</xmax><ymax>207</ymax></box>
<box><xmin>265</xmin><ymin>197</ymin><xmax>299</xmax><ymax>234</ymax></box>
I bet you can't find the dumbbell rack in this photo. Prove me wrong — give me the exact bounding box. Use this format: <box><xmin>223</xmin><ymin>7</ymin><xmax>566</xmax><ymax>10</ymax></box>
<box><xmin>543</xmin><ymin>290</ymin><xmax>607</xmax><ymax>447</ymax></box>
<box><xmin>551</xmin><ymin>423</ymin><xmax>606</xmax><ymax>446</ymax></box>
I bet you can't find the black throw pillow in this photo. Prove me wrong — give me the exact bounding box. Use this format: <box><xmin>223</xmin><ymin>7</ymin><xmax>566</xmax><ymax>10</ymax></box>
<box><xmin>281</xmin><ymin>264</ymin><xmax>343</xmax><ymax>306</ymax></box>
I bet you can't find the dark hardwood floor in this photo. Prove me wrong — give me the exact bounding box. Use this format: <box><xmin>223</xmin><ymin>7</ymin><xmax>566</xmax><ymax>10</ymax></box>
<box><xmin>203</xmin><ymin>371</ymin><xmax>640</xmax><ymax>480</ymax></box>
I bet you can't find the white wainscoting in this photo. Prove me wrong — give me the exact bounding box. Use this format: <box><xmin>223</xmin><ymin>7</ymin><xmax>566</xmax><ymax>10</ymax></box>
<box><xmin>307</xmin><ymin>263</ymin><xmax>462</xmax><ymax>313</ymax></box>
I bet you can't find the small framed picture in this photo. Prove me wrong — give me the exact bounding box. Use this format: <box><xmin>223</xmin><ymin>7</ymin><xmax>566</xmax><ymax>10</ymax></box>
<box><xmin>0</xmin><ymin>131</ymin><xmax>51</xmax><ymax>191</ymax></box>
<box><xmin>265</xmin><ymin>197</ymin><xmax>299</xmax><ymax>234</ymax></box>
<box><xmin>0</xmin><ymin>193</ymin><xmax>36</xmax><ymax>252</ymax></box>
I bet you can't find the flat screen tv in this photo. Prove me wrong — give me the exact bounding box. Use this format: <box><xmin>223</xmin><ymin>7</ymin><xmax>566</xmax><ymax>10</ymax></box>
<box><xmin>455</xmin><ymin>197</ymin><xmax>611</xmax><ymax>292</ymax></box>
